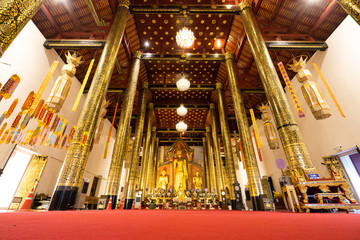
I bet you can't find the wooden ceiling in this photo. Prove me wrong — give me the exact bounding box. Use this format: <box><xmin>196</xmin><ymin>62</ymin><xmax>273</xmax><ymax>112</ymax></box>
<box><xmin>32</xmin><ymin>0</ymin><xmax>347</xmax><ymax>144</ymax></box>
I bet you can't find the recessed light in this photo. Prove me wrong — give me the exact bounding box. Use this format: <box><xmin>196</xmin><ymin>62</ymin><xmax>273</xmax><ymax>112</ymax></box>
<box><xmin>144</xmin><ymin>41</ymin><xmax>149</xmax><ymax>47</ymax></box>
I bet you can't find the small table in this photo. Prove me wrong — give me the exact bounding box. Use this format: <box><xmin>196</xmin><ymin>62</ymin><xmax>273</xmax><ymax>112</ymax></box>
<box><xmin>282</xmin><ymin>185</ymin><xmax>301</xmax><ymax>212</ymax></box>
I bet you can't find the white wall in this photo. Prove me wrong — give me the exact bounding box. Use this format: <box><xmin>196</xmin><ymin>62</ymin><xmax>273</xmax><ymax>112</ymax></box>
<box><xmin>0</xmin><ymin>21</ymin><xmax>115</xmax><ymax>199</ymax></box>
<box><xmin>255</xmin><ymin>16</ymin><xmax>360</xmax><ymax>191</ymax></box>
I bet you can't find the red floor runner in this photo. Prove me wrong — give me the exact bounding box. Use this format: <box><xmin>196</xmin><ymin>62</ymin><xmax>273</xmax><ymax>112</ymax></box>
<box><xmin>1</xmin><ymin>210</ymin><xmax>359</xmax><ymax>240</ymax></box>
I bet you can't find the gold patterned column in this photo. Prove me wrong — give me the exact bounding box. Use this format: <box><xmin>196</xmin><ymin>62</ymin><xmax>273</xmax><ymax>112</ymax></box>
<box><xmin>337</xmin><ymin>0</ymin><xmax>360</xmax><ymax>25</ymax></box>
<box><xmin>205</xmin><ymin>127</ymin><xmax>217</xmax><ymax>193</ymax></box>
<box><xmin>139</xmin><ymin>103</ymin><xmax>154</xmax><ymax>195</ymax></box>
<box><xmin>238</xmin><ymin>1</ymin><xmax>313</xmax><ymax>173</ymax></box>
<box><xmin>224</xmin><ymin>52</ymin><xmax>264</xmax><ymax>201</ymax></box>
<box><xmin>124</xmin><ymin>82</ymin><xmax>148</xmax><ymax>209</ymax></box>
<box><xmin>151</xmin><ymin>137</ymin><xmax>159</xmax><ymax>190</ymax></box>
<box><xmin>202</xmin><ymin>137</ymin><xmax>211</xmax><ymax>189</ymax></box>
<box><xmin>145</xmin><ymin>127</ymin><xmax>157</xmax><ymax>191</ymax></box>
<box><xmin>0</xmin><ymin>0</ymin><xmax>45</xmax><ymax>57</ymax></box>
<box><xmin>49</xmin><ymin>1</ymin><xmax>130</xmax><ymax>211</ymax></box>
<box><xmin>209</xmin><ymin>104</ymin><xmax>225</xmax><ymax>200</ymax></box>
<box><xmin>216</xmin><ymin>83</ymin><xmax>237</xmax><ymax>203</ymax></box>
<box><xmin>105</xmin><ymin>51</ymin><xmax>142</xmax><ymax>200</ymax></box>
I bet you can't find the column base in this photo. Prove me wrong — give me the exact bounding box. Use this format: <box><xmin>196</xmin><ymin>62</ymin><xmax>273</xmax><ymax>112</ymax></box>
<box><xmin>251</xmin><ymin>196</ymin><xmax>261</xmax><ymax>211</ymax></box>
<box><xmin>231</xmin><ymin>200</ymin><xmax>237</xmax><ymax>210</ymax></box>
<box><xmin>124</xmin><ymin>199</ymin><xmax>134</xmax><ymax>209</ymax></box>
<box><xmin>49</xmin><ymin>186</ymin><xmax>78</xmax><ymax>211</ymax></box>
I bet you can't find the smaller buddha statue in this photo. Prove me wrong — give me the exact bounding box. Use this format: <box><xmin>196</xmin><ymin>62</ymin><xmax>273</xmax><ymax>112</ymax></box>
<box><xmin>193</xmin><ymin>171</ymin><xmax>203</xmax><ymax>192</ymax></box>
<box><xmin>158</xmin><ymin>169</ymin><xmax>169</xmax><ymax>191</ymax></box>
<box><xmin>177</xmin><ymin>183</ymin><xmax>186</xmax><ymax>201</ymax></box>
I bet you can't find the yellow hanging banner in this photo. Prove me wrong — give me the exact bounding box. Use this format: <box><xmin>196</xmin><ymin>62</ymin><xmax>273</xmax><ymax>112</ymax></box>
<box><xmin>312</xmin><ymin>62</ymin><xmax>345</xmax><ymax>118</ymax></box>
<box><xmin>278</xmin><ymin>62</ymin><xmax>305</xmax><ymax>118</ymax></box>
<box><xmin>30</xmin><ymin>61</ymin><xmax>59</xmax><ymax>116</ymax></box>
<box><xmin>72</xmin><ymin>59</ymin><xmax>95</xmax><ymax>111</ymax></box>
<box><xmin>250</xmin><ymin>108</ymin><xmax>261</xmax><ymax>149</ymax></box>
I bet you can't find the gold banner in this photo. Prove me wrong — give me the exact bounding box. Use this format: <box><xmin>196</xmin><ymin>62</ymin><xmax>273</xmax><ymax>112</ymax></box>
<box><xmin>278</xmin><ymin>62</ymin><xmax>305</xmax><ymax>118</ymax></box>
<box><xmin>250</xmin><ymin>108</ymin><xmax>261</xmax><ymax>149</ymax></box>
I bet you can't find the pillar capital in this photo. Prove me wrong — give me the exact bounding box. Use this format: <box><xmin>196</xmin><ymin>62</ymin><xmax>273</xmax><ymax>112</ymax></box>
<box><xmin>202</xmin><ymin>137</ymin><xmax>206</xmax><ymax>142</ymax></box>
<box><xmin>210</xmin><ymin>103</ymin><xmax>216</xmax><ymax>109</ymax></box>
<box><xmin>216</xmin><ymin>82</ymin><xmax>223</xmax><ymax>90</ymax></box>
<box><xmin>118</xmin><ymin>0</ymin><xmax>130</xmax><ymax>9</ymax></box>
<box><xmin>152</xmin><ymin>126</ymin><xmax>156</xmax><ymax>132</ymax></box>
<box><xmin>142</xmin><ymin>81</ymin><xmax>149</xmax><ymax>89</ymax></box>
<box><xmin>148</xmin><ymin>102</ymin><xmax>154</xmax><ymax>108</ymax></box>
<box><xmin>225</xmin><ymin>52</ymin><xmax>235</xmax><ymax>61</ymax></box>
<box><xmin>206</xmin><ymin>127</ymin><xmax>211</xmax><ymax>132</ymax></box>
<box><xmin>239</xmin><ymin>0</ymin><xmax>252</xmax><ymax>12</ymax></box>
<box><xmin>133</xmin><ymin>51</ymin><xmax>142</xmax><ymax>59</ymax></box>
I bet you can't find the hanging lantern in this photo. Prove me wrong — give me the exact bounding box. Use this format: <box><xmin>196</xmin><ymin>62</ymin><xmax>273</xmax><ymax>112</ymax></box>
<box><xmin>258</xmin><ymin>103</ymin><xmax>280</xmax><ymax>150</ymax></box>
<box><xmin>176</xmin><ymin>27</ymin><xmax>195</xmax><ymax>49</ymax></box>
<box><xmin>176</xmin><ymin>121</ymin><xmax>188</xmax><ymax>133</ymax></box>
<box><xmin>176</xmin><ymin>77</ymin><xmax>190</xmax><ymax>91</ymax></box>
<box><xmin>287</xmin><ymin>55</ymin><xmax>331</xmax><ymax>120</ymax></box>
<box><xmin>45</xmin><ymin>51</ymin><xmax>83</xmax><ymax>113</ymax></box>
<box><xmin>177</xmin><ymin>104</ymin><xmax>187</xmax><ymax>116</ymax></box>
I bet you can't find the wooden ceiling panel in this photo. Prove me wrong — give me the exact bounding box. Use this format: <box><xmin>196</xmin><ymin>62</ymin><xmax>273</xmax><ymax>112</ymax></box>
<box><xmin>155</xmin><ymin>109</ymin><xmax>208</xmax><ymax>129</ymax></box>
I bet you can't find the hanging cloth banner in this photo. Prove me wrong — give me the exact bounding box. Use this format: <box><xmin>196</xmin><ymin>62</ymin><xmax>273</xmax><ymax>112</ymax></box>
<box><xmin>30</xmin><ymin>61</ymin><xmax>59</xmax><ymax>116</ymax></box>
<box><xmin>238</xmin><ymin>139</ymin><xmax>245</xmax><ymax>169</ymax></box>
<box><xmin>250</xmin><ymin>109</ymin><xmax>261</xmax><ymax>149</ymax></box>
<box><xmin>253</xmin><ymin>129</ymin><xmax>263</xmax><ymax>162</ymax></box>
<box><xmin>72</xmin><ymin>59</ymin><xmax>95</xmax><ymax>112</ymax></box>
<box><xmin>104</xmin><ymin>101</ymin><xmax>118</xmax><ymax>159</ymax></box>
<box><xmin>312</xmin><ymin>62</ymin><xmax>345</xmax><ymax>118</ymax></box>
<box><xmin>0</xmin><ymin>74</ymin><xmax>21</xmax><ymax>101</ymax></box>
<box><xmin>278</xmin><ymin>62</ymin><xmax>305</xmax><ymax>118</ymax></box>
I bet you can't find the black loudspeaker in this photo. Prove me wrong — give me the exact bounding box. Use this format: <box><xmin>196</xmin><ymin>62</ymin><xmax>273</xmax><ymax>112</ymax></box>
<box><xmin>232</xmin><ymin>182</ymin><xmax>245</xmax><ymax>210</ymax></box>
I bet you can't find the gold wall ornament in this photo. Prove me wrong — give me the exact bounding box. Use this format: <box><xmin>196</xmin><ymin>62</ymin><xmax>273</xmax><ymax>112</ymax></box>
<box><xmin>105</xmin><ymin>51</ymin><xmax>142</xmax><ymax>197</ymax></box>
<box><xmin>287</xmin><ymin>55</ymin><xmax>332</xmax><ymax>120</ymax></box>
<box><xmin>124</xmin><ymin>82</ymin><xmax>148</xmax><ymax>206</ymax></box>
<box><xmin>237</xmin><ymin>5</ymin><xmax>313</xmax><ymax>172</ymax></box>
<box><xmin>205</xmin><ymin>127</ymin><xmax>218</xmax><ymax>193</ymax></box>
<box><xmin>0</xmin><ymin>0</ymin><xmax>46</xmax><ymax>57</ymax></box>
<box><xmin>337</xmin><ymin>0</ymin><xmax>360</xmax><ymax>25</ymax></box>
<box><xmin>45</xmin><ymin>51</ymin><xmax>83</xmax><ymax>113</ymax></box>
<box><xmin>146</xmin><ymin>127</ymin><xmax>157</xmax><ymax>191</ymax></box>
<box><xmin>49</xmin><ymin>4</ymin><xmax>130</xmax><ymax>210</ymax></box>
<box><xmin>202</xmin><ymin>137</ymin><xmax>211</xmax><ymax>189</ymax></box>
<box><xmin>258</xmin><ymin>103</ymin><xmax>280</xmax><ymax>150</ymax></box>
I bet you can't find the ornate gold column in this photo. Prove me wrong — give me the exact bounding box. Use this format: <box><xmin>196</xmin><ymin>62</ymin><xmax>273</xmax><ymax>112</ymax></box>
<box><xmin>139</xmin><ymin>103</ymin><xmax>154</xmax><ymax>194</ymax></box>
<box><xmin>337</xmin><ymin>0</ymin><xmax>360</xmax><ymax>25</ymax></box>
<box><xmin>105</xmin><ymin>51</ymin><xmax>142</xmax><ymax>203</ymax></box>
<box><xmin>209</xmin><ymin>104</ymin><xmax>225</xmax><ymax>200</ymax></box>
<box><xmin>0</xmin><ymin>0</ymin><xmax>45</xmax><ymax>57</ymax></box>
<box><xmin>215</xmin><ymin>83</ymin><xmax>238</xmax><ymax>205</ymax></box>
<box><xmin>145</xmin><ymin>127</ymin><xmax>157</xmax><ymax>191</ymax></box>
<box><xmin>124</xmin><ymin>82</ymin><xmax>148</xmax><ymax>209</ymax></box>
<box><xmin>49</xmin><ymin>1</ymin><xmax>130</xmax><ymax>210</ymax></box>
<box><xmin>205</xmin><ymin>127</ymin><xmax>217</xmax><ymax>193</ymax></box>
<box><xmin>202</xmin><ymin>137</ymin><xmax>211</xmax><ymax>189</ymax></box>
<box><xmin>224</xmin><ymin>52</ymin><xmax>264</xmax><ymax>205</ymax></box>
<box><xmin>151</xmin><ymin>137</ymin><xmax>159</xmax><ymax>190</ymax></box>
<box><xmin>238</xmin><ymin>1</ymin><xmax>313</xmax><ymax>172</ymax></box>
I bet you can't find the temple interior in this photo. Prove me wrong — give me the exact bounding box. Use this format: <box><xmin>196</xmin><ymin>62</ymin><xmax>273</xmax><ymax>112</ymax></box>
<box><xmin>1</xmin><ymin>0</ymin><xmax>360</xmax><ymax>238</ymax></box>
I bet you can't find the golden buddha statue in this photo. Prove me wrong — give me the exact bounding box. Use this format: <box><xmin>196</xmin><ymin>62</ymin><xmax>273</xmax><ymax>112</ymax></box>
<box><xmin>193</xmin><ymin>171</ymin><xmax>203</xmax><ymax>192</ymax></box>
<box><xmin>177</xmin><ymin>183</ymin><xmax>186</xmax><ymax>200</ymax></box>
<box><xmin>174</xmin><ymin>149</ymin><xmax>188</xmax><ymax>192</ymax></box>
<box><xmin>158</xmin><ymin>169</ymin><xmax>169</xmax><ymax>191</ymax></box>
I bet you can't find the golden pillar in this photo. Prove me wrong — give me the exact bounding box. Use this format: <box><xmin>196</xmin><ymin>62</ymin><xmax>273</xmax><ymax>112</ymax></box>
<box><xmin>202</xmin><ymin>137</ymin><xmax>211</xmax><ymax>189</ymax></box>
<box><xmin>105</xmin><ymin>51</ymin><xmax>142</xmax><ymax>202</ymax></box>
<box><xmin>124</xmin><ymin>82</ymin><xmax>148</xmax><ymax>209</ymax></box>
<box><xmin>145</xmin><ymin>127</ymin><xmax>157</xmax><ymax>191</ymax></box>
<box><xmin>205</xmin><ymin>127</ymin><xmax>217</xmax><ymax>193</ymax></box>
<box><xmin>151</xmin><ymin>137</ymin><xmax>159</xmax><ymax>190</ymax></box>
<box><xmin>337</xmin><ymin>0</ymin><xmax>360</xmax><ymax>25</ymax></box>
<box><xmin>0</xmin><ymin>0</ymin><xmax>45</xmax><ymax>57</ymax></box>
<box><xmin>49</xmin><ymin>1</ymin><xmax>130</xmax><ymax>210</ymax></box>
<box><xmin>139</xmin><ymin>103</ymin><xmax>154</xmax><ymax>194</ymax></box>
<box><xmin>209</xmin><ymin>104</ymin><xmax>226</xmax><ymax>200</ymax></box>
<box><xmin>238</xmin><ymin>1</ymin><xmax>313</xmax><ymax>172</ymax></box>
<box><xmin>215</xmin><ymin>83</ymin><xmax>238</xmax><ymax>204</ymax></box>
<box><xmin>224</xmin><ymin>52</ymin><xmax>264</xmax><ymax>202</ymax></box>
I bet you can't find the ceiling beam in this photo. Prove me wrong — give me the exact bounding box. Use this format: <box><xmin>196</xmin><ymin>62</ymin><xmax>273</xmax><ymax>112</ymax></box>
<box><xmin>40</xmin><ymin>5</ymin><xmax>62</xmax><ymax>35</ymax></box>
<box><xmin>43</xmin><ymin>39</ymin><xmax>106</xmax><ymax>49</ymax></box>
<box><xmin>150</xmin><ymin>84</ymin><xmax>215</xmax><ymax>91</ymax></box>
<box><xmin>154</xmin><ymin>105</ymin><xmax>209</xmax><ymax>110</ymax></box>
<box><xmin>157</xmin><ymin>129</ymin><xmax>206</xmax><ymax>133</ymax></box>
<box><xmin>266</xmin><ymin>41</ymin><xmax>328</xmax><ymax>51</ymax></box>
<box><xmin>130</xmin><ymin>5</ymin><xmax>241</xmax><ymax>14</ymax></box>
<box><xmin>141</xmin><ymin>53</ymin><xmax>225</xmax><ymax>62</ymax></box>
<box><xmin>309</xmin><ymin>0</ymin><xmax>337</xmax><ymax>36</ymax></box>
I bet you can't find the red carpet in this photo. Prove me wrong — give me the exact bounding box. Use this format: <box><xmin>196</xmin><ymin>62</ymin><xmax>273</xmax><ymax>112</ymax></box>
<box><xmin>1</xmin><ymin>210</ymin><xmax>359</xmax><ymax>239</ymax></box>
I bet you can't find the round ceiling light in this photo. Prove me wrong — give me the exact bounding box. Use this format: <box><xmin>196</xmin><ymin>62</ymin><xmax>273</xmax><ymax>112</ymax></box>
<box><xmin>176</xmin><ymin>27</ymin><xmax>195</xmax><ymax>49</ymax></box>
<box><xmin>176</xmin><ymin>77</ymin><xmax>190</xmax><ymax>91</ymax></box>
<box><xmin>177</xmin><ymin>104</ymin><xmax>188</xmax><ymax>116</ymax></box>
<box><xmin>176</xmin><ymin>121</ymin><xmax>188</xmax><ymax>133</ymax></box>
